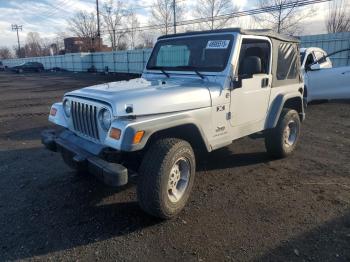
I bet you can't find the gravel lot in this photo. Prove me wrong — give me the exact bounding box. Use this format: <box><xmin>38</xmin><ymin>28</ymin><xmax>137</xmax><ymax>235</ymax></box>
<box><xmin>0</xmin><ymin>71</ymin><xmax>349</xmax><ymax>262</ymax></box>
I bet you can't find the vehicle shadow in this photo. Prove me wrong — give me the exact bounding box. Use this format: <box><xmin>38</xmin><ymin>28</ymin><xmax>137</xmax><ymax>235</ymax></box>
<box><xmin>197</xmin><ymin>146</ymin><xmax>271</xmax><ymax>172</ymax></box>
<box><xmin>0</xmin><ymin>147</ymin><xmax>163</xmax><ymax>261</ymax></box>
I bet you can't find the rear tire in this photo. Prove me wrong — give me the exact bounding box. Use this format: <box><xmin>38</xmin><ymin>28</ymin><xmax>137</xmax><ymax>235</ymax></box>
<box><xmin>137</xmin><ymin>138</ymin><xmax>196</xmax><ymax>219</ymax></box>
<box><xmin>265</xmin><ymin>109</ymin><xmax>301</xmax><ymax>158</ymax></box>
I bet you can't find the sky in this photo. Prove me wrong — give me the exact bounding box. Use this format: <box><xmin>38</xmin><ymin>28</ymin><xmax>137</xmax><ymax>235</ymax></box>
<box><xmin>0</xmin><ymin>0</ymin><xmax>331</xmax><ymax>49</ymax></box>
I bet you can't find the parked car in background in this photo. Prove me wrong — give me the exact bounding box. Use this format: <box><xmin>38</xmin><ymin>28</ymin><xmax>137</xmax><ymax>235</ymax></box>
<box><xmin>301</xmin><ymin>47</ymin><xmax>350</xmax><ymax>103</ymax></box>
<box><xmin>0</xmin><ymin>61</ymin><xmax>5</xmax><ymax>71</ymax></box>
<box><xmin>11</xmin><ymin>62</ymin><xmax>44</xmax><ymax>73</ymax></box>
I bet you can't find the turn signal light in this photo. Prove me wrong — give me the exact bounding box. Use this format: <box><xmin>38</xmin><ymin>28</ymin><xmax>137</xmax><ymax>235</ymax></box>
<box><xmin>109</xmin><ymin>128</ymin><xmax>121</xmax><ymax>140</ymax></box>
<box><xmin>133</xmin><ymin>131</ymin><xmax>145</xmax><ymax>144</ymax></box>
<box><xmin>50</xmin><ymin>108</ymin><xmax>57</xmax><ymax>116</ymax></box>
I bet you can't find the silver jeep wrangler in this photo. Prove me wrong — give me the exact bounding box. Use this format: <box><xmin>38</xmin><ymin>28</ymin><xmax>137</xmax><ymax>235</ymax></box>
<box><xmin>42</xmin><ymin>28</ymin><xmax>305</xmax><ymax>219</ymax></box>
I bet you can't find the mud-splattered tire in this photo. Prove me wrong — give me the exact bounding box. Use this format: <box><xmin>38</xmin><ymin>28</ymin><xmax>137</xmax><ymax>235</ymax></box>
<box><xmin>265</xmin><ymin>109</ymin><xmax>301</xmax><ymax>159</ymax></box>
<box><xmin>137</xmin><ymin>138</ymin><xmax>196</xmax><ymax>219</ymax></box>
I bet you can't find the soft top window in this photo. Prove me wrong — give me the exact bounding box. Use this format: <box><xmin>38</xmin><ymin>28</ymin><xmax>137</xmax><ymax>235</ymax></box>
<box><xmin>277</xmin><ymin>43</ymin><xmax>298</xmax><ymax>80</ymax></box>
<box><xmin>147</xmin><ymin>34</ymin><xmax>234</xmax><ymax>72</ymax></box>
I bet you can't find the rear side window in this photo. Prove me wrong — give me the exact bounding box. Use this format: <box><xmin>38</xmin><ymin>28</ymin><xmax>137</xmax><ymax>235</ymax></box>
<box><xmin>277</xmin><ymin>43</ymin><xmax>298</xmax><ymax>80</ymax></box>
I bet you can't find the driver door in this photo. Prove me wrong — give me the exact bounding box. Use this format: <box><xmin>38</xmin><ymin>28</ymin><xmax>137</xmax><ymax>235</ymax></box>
<box><xmin>230</xmin><ymin>37</ymin><xmax>272</xmax><ymax>134</ymax></box>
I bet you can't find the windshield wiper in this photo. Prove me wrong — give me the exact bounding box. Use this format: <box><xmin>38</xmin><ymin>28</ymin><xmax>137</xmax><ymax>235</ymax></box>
<box><xmin>174</xmin><ymin>66</ymin><xmax>205</xmax><ymax>79</ymax></box>
<box><xmin>148</xmin><ymin>66</ymin><xmax>170</xmax><ymax>78</ymax></box>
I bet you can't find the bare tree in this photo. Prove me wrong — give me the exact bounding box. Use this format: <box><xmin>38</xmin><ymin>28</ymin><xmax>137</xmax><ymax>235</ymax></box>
<box><xmin>254</xmin><ymin>0</ymin><xmax>313</xmax><ymax>35</ymax></box>
<box><xmin>68</xmin><ymin>11</ymin><xmax>99</xmax><ymax>51</ymax></box>
<box><xmin>136</xmin><ymin>31</ymin><xmax>156</xmax><ymax>49</ymax></box>
<box><xmin>127</xmin><ymin>8</ymin><xmax>140</xmax><ymax>49</ymax></box>
<box><xmin>194</xmin><ymin>0</ymin><xmax>238</xmax><ymax>30</ymax></box>
<box><xmin>13</xmin><ymin>46</ymin><xmax>25</xmax><ymax>58</ymax></box>
<box><xmin>52</xmin><ymin>32</ymin><xmax>69</xmax><ymax>54</ymax></box>
<box><xmin>0</xmin><ymin>47</ymin><xmax>12</xmax><ymax>59</ymax></box>
<box><xmin>40</xmin><ymin>38</ymin><xmax>54</xmax><ymax>56</ymax></box>
<box><xmin>102</xmin><ymin>0</ymin><xmax>127</xmax><ymax>51</ymax></box>
<box><xmin>326</xmin><ymin>0</ymin><xmax>350</xmax><ymax>33</ymax></box>
<box><xmin>150</xmin><ymin>0</ymin><xmax>183</xmax><ymax>35</ymax></box>
<box><xmin>25</xmin><ymin>32</ymin><xmax>42</xmax><ymax>57</ymax></box>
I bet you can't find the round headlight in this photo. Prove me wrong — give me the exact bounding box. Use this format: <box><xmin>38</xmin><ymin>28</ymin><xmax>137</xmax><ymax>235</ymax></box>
<box><xmin>100</xmin><ymin>108</ymin><xmax>112</xmax><ymax>131</ymax></box>
<box><xmin>63</xmin><ymin>99</ymin><xmax>71</xmax><ymax>117</ymax></box>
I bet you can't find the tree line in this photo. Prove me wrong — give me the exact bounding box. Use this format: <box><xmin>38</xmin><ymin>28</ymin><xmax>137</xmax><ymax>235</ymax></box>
<box><xmin>0</xmin><ymin>0</ymin><xmax>349</xmax><ymax>59</ymax></box>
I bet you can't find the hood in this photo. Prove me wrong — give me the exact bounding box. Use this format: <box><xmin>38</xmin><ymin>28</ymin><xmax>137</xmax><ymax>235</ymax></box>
<box><xmin>65</xmin><ymin>78</ymin><xmax>212</xmax><ymax>116</ymax></box>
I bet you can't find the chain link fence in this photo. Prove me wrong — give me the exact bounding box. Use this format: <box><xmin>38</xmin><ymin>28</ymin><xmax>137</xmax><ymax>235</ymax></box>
<box><xmin>2</xmin><ymin>49</ymin><xmax>152</xmax><ymax>74</ymax></box>
<box><xmin>2</xmin><ymin>32</ymin><xmax>349</xmax><ymax>73</ymax></box>
<box><xmin>300</xmin><ymin>32</ymin><xmax>350</xmax><ymax>67</ymax></box>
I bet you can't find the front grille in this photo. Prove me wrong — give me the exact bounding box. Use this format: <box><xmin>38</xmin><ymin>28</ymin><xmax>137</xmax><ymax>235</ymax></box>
<box><xmin>71</xmin><ymin>101</ymin><xmax>99</xmax><ymax>140</ymax></box>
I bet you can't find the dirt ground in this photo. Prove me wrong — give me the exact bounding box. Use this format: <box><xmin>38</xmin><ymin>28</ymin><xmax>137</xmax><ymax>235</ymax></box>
<box><xmin>0</xmin><ymin>71</ymin><xmax>349</xmax><ymax>262</ymax></box>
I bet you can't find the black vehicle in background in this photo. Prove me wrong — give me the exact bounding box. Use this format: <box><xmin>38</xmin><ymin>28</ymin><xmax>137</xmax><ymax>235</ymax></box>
<box><xmin>0</xmin><ymin>61</ymin><xmax>5</xmax><ymax>71</ymax></box>
<box><xmin>11</xmin><ymin>62</ymin><xmax>44</xmax><ymax>73</ymax></box>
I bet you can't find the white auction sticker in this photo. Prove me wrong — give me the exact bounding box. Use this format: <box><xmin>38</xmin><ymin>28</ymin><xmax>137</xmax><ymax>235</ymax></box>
<box><xmin>206</xmin><ymin>40</ymin><xmax>230</xmax><ymax>49</ymax></box>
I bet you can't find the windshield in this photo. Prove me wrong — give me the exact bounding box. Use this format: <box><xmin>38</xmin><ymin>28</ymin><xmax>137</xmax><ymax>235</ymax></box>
<box><xmin>147</xmin><ymin>34</ymin><xmax>234</xmax><ymax>72</ymax></box>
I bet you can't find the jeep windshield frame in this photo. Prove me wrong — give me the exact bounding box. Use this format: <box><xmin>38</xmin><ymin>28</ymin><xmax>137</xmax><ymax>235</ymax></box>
<box><xmin>146</xmin><ymin>34</ymin><xmax>235</xmax><ymax>73</ymax></box>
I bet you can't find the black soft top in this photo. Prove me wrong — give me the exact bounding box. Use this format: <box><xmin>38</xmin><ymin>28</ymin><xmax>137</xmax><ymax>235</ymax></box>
<box><xmin>158</xmin><ymin>28</ymin><xmax>299</xmax><ymax>43</ymax></box>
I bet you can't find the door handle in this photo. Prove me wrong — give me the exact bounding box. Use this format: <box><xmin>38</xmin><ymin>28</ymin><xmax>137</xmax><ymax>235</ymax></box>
<box><xmin>261</xmin><ymin>78</ymin><xmax>269</xmax><ymax>88</ymax></box>
<box><xmin>341</xmin><ymin>71</ymin><xmax>350</xmax><ymax>75</ymax></box>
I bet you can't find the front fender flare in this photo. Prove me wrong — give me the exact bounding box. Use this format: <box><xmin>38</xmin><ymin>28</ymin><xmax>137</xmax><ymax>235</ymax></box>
<box><xmin>119</xmin><ymin>110</ymin><xmax>211</xmax><ymax>152</ymax></box>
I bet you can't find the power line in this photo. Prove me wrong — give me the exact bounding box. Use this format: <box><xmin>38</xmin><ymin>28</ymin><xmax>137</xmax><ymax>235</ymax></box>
<box><xmin>36</xmin><ymin>0</ymin><xmax>77</xmax><ymax>19</ymax></box>
<box><xmin>100</xmin><ymin>0</ymin><xmax>332</xmax><ymax>35</ymax></box>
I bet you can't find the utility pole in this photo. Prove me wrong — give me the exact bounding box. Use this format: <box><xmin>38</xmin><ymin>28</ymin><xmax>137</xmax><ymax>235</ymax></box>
<box><xmin>173</xmin><ymin>0</ymin><xmax>176</xmax><ymax>34</ymax></box>
<box><xmin>96</xmin><ymin>0</ymin><xmax>101</xmax><ymax>50</ymax></box>
<box><xmin>12</xmin><ymin>24</ymin><xmax>23</xmax><ymax>58</ymax></box>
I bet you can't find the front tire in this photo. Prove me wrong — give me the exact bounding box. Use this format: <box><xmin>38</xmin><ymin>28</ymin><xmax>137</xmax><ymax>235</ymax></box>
<box><xmin>137</xmin><ymin>138</ymin><xmax>196</xmax><ymax>219</ymax></box>
<box><xmin>265</xmin><ymin>109</ymin><xmax>301</xmax><ymax>158</ymax></box>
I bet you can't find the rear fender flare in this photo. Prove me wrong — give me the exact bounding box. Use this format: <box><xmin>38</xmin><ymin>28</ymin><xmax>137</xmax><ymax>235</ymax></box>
<box><xmin>265</xmin><ymin>92</ymin><xmax>304</xmax><ymax>129</ymax></box>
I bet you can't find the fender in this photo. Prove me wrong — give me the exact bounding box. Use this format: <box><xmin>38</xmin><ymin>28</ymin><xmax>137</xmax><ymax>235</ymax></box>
<box><xmin>105</xmin><ymin>108</ymin><xmax>212</xmax><ymax>152</ymax></box>
<box><xmin>265</xmin><ymin>92</ymin><xmax>304</xmax><ymax>129</ymax></box>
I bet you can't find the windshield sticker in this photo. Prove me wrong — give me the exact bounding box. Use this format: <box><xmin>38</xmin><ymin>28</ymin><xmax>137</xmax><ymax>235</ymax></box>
<box><xmin>206</xmin><ymin>40</ymin><xmax>230</xmax><ymax>49</ymax></box>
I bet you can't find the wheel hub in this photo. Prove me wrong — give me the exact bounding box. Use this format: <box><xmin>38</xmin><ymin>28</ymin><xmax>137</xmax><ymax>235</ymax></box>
<box><xmin>284</xmin><ymin>120</ymin><xmax>297</xmax><ymax>147</ymax></box>
<box><xmin>167</xmin><ymin>157</ymin><xmax>190</xmax><ymax>203</ymax></box>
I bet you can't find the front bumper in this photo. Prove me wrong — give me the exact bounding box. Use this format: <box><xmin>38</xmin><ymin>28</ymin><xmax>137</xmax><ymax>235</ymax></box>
<box><xmin>41</xmin><ymin>129</ymin><xmax>128</xmax><ymax>187</ymax></box>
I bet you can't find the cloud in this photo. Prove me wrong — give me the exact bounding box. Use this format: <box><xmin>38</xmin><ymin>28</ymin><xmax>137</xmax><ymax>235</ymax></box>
<box><xmin>0</xmin><ymin>0</ymin><xmax>95</xmax><ymax>47</ymax></box>
<box><xmin>0</xmin><ymin>0</ymin><xmax>332</xmax><ymax>48</ymax></box>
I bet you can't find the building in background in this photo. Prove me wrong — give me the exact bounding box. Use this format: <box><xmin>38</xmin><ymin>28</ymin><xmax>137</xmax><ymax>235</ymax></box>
<box><xmin>64</xmin><ymin>37</ymin><xmax>112</xmax><ymax>53</ymax></box>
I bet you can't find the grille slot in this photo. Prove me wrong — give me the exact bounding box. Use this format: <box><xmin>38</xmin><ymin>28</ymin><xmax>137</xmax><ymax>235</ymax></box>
<box><xmin>71</xmin><ymin>101</ymin><xmax>99</xmax><ymax>140</ymax></box>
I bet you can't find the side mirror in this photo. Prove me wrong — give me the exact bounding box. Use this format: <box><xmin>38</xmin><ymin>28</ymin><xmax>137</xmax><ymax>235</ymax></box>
<box><xmin>230</xmin><ymin>76</ymin><xmax>242</xmax><ymax>89</ymax></box>
<box><xmin>309</xmin><ymin>63</ymin><xmax>321</xmax><ymax>71</ymax></box>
